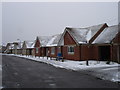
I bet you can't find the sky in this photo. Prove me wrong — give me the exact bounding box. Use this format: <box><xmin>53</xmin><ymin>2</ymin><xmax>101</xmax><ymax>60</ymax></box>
<box><xmin>1</xmin><ymin>1</ymin><xmax>119</xmax><ymax>45</ymax></box>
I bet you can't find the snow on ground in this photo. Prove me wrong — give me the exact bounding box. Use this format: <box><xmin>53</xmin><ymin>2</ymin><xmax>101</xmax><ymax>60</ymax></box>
<box><xmin>0</xmin><ymin>86</ymin><xmax>3</xmax><ymax>89</ymax></box>
<box><xmin>2</xmin><ymin>54</ymin><xmax>120</xmax><ymax>83</ymax></box>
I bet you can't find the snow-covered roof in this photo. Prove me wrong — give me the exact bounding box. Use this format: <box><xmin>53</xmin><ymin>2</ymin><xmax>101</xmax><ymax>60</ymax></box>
<box><xmin>46</xmin><ymin>34</ymin><xmax>62</xmax><ymax>46</ymax></box>
<box><xmin>6</xmin><ymin>41</ymin><xmax>24</xmax><ymax>49</ymax></box>
<box><xmin>92</xmin><ymin>25</ymin><xmax>120</xmax><ymax>44</ymax></box>
<box><xmin>31</xmin><ymin>41</ymin><xmax>35</xmax><ymax>48</ymax></box>
<box><xmin>25</xmin><ymin>41</ymin><xmax>35</xmax><ymax>48</ymax></box>
<box><xmin>65</xmin><ymin>23</ymin><xmax>106</xmax><ymax>44</ymax></box>
<box><xmin>38</xmin><ymin>36</ymin><xmax>53</xmax><ymax>46</ymax></box>
<box><xmin>9</xmin><ymin>43</ymin><xmax>14</xmax><ymax>49</ymax></box>
<box><xmin>17</xmin><ymin>42</ymin><xmax>24</xmax><ymax>49</ymax></box>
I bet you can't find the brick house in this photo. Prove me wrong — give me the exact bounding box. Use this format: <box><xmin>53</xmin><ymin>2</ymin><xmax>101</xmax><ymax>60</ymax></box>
<box><xmin>12</xmin><ymin>42</ymin><xmax>20</xmax><ymax>54</ymax></box>
<box><xmin>34</xmin><ymin>36</ymin><xmax>53</xmax><ymax>57</ymax></box>
<box><xmin>34</xmin><ymin>34</ymin><xmax>63</xmax><ymax>58</ymax></box>
<box><xmin>4</xmin><ymin>43</ymin><xmax>15</xmax><ymax>54</ymax></box>
<box><xmin>4</xmin><ymin>23</ymin><xmax>119</xmax><ymax>63</ymax></box>
<box><xmin>4</xmin><ymin>43</ymin><xmax>11</xmax><ymax>54</ymax></box>
<box><xmin>5</xmin><ymin>42</ymin><xmax>20</xmax><ymax>54</ymax></box>
<box><xmin>92</xmin><ymin>25</ymin><xmax>120</xmax><ymax>63</ymax></box>
<box><xmin>16</xmin><ymin>42</ymin><xmax>23</xmax><ymax>55</ymax></box>
<box><xmin>22</xmin><ymin>41</ymin><xmax>35</xmax><ymax>56</ymax></box>
<box><xmin>0</xmin><ymin>45</ymin><xmax>6</xmax><ymax>53</ymax></box>
<box><xmin>58</xmin><ymin>23</ymin><xmax>108</xmax><ymax>61</ymax></box>
<box><xmin>45</xmin><ymin>34</ymin><xmax>62</xmax><ymax>58</ymax></box>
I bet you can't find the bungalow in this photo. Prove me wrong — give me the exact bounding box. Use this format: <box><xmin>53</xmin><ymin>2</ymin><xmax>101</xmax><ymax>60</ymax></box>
<box><xmin>22</xmin><ymin>41</ymin><xmax>35</xmax><ymax>56</ymax></box>
<box><xmin>45</xmin><ymin>34</ymin><xmax>62</xmax><ymax>58</ymax></box>
<box><xmin>92</xmin><ymin>25</ymin><xmax>120</xmax><ymax>63</ymax></box>
<box><xmin>0</xmin><ymin>45</ymin><xmax>6</xmax><ymax>53</ymax></box>
<box><xmin>8</xmin><ymin>42</ymin><xmax>23</xmax><ymax>55</ymax></box>
<box><xmin>12</xmin><ymin>42</ymin><xmax>19</xmax><ymax>54</ymax></box>
<box><xmin>58</xmin><ymin>23</ymin><xmax>108</xmax><ymax>61</ymax></box>
<box><xmin>34</xmin><ymin>34</ymin><xmax>63</xmax><ymax>58</ymax></box>
<box><xmin>4</xmin><ymin>43</ymin><xmax>14</xmax><ymax>54</ymax></box>
<box><xmin>34</xmin><ymin>36</ymin><xmax>53</xmax><ymax>57</ymax></box>
<box><xmin>16</xmin><ymin>42</ymin><xmax>23</xmax><ymax>55</ymax></box>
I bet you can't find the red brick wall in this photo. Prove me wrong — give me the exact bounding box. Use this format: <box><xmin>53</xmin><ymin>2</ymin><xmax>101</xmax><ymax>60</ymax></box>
<box><xmin>112</xmin><ymin>32</ymin><xmax>120</xmax><ymax>44</ymax></box>
<box><xmin>89</xmin><ymin>45</ymin><xmax>98</xmax><ymax>60</ymax></box>
<box><xmin>63</xmin><ymin>46</ymin><xmax>80</xmax><ymax>61</ymax></box>
<box><xmin>35</xmin><ymin>38</ymin><xmax>40</xmax><ymax>47</ymax></box>
<box><xmin>41</xmin><ymin>47</ymin><xmax>46</xmax><ymax>56</ymax></box>
<box><xmin>81</xmin><ymin>45</ymin><xmax>98</xmax><ymax>60</ymax></box>
<box><xmin>74</xmin><ymin>46</ymin><xmax>81</xmax><ymax>60</ymax></box>
<box><xmin>81</xmin><ymin>45</ymin><xmax>89</xmax><ymax>60</ymax></box>
<box><xmin>64</xmin><ymin>31</ymin><xmax>77</xmax><ymax>45</ymax></box>
<box><xmin>112</xmin><ymin>45</ymin><xmax>120</xmax><ymax>63</ymax></box>
<box><xmin>110</xmin><ymin>32</ymin><xmax>120</xmax><ymax>63</ymax></box>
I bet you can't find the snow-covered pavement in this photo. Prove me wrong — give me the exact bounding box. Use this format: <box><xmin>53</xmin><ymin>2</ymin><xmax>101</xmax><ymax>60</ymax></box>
<box><xmin>81</xmin><ymin>65</ymin><xmax>119</xmax><ymax>83</ymax></box>
<box><xmin>2</xmin><ymin>54</ymin><xmax>120</xmax><ymax>83</ymax></box>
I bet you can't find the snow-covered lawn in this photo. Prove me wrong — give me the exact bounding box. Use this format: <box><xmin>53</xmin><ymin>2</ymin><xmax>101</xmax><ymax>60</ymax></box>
<box><xmin>2</xmin><ymin>54</ymin><xmax>120</xmax><ymax>83</ymax></box>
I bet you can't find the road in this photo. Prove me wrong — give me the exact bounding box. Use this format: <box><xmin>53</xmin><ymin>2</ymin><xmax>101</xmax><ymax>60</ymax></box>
<box><xmin>2</xmin><ymin>55</ymin><xmax>119</xmax><ymax>88</ymax></box>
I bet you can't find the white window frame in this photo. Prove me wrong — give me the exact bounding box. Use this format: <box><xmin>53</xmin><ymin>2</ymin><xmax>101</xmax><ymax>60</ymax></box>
<box><xmin>68</xmin><ymin>46</ymin><xmax>74</xmax><ymax>54</ymax></box>
<box><xmin>51</xmin><ymin>47</ymin><xmax>55</xmax><ymax>55</ymax></box>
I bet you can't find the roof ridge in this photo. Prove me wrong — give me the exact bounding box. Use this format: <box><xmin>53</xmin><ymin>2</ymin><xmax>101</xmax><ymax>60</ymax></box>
<box><xmin>85</xmin><ymin>23</ymin><xmax>106</xmax><ymax>28</ymax></box>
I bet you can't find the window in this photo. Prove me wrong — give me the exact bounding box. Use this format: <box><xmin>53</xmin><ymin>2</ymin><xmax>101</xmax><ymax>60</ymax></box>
<box><xmin>68</xmin><ymin>46</ymin><xmax>74</xmax><ymax>54</ymax></box>
<box><xmin>36</xmin><ymin>48</ymin><xmax>39</xmax><ymax>53</ymax></box>
<box><xmin>57</xmin><ymin>47</ymin><xmax>61</xmax><ymax>53</ymax></box>
<box><xmin>51</xmin><ymin>47</ymin><xmax>55</xmax><ymax>54</ymax></box>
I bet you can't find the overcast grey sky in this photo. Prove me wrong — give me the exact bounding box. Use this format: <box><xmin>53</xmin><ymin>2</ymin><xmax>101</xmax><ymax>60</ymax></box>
<box><xmin>2</xmin><ymin>2</ymin><xmax>118</xmax><ymax>45</ymax></box>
